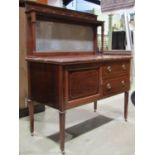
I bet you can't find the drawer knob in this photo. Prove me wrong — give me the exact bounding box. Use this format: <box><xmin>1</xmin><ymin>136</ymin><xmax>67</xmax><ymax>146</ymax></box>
<box><xmin>107</xmin><ymin>66</ymin><xmax>112</xmax><ymax>72</ymax></box>
<box><xmin>106</xmin><ymin>83</ymin><xmax>111</xmax><ymax>90</ymax></box>
<box><xmin>121</xmin><ymin>80</ymin><xmax>125</xmax><ymax>86</ymax></box>
<box><xmin>122</xmin><ymin>64</ymin><xmax>126</xmax><ymax>70</ymax></box>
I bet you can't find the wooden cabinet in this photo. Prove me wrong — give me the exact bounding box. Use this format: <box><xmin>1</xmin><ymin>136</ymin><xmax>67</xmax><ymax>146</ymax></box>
<box><xmin>22</xmin><ymin>1</ymin><xmax>132</xmax><ymax>153</ymax></box>
<box><xmin>27</xmin><ymin>56</ymin><xmax>131</xmax><ymax>110</ymax></box>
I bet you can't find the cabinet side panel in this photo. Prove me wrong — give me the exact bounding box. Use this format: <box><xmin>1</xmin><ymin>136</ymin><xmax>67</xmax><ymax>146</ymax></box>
<box><xmin>28</xmin><ymin>62</ymin><xmax>59</xmax><ymax>108</ymax></box>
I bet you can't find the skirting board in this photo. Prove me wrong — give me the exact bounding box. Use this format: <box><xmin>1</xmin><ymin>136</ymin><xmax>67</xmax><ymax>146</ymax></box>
<box><xmin>19</xmin><ymin>104</ymin><xmax>45</xmax><ymax>118</ymax></box>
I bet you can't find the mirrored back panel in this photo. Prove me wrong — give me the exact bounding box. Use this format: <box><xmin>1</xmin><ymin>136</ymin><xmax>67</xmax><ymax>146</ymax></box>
<box><xmin>36</xmin><ymin>21</ymin><xmax>94</xmax><ymax>52</ymax></box>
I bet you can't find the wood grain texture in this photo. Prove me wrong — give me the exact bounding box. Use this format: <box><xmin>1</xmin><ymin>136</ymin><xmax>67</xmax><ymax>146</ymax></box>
<box><xmin>24</xmin><ymin>1</ymin><xmax>103</xmax><ymax>56</ymax></box>
<box><xmin>68</xmin><ymin>69</ymin><xmax>99</xmax><ymax>100</ymax></box>
<box><xmin>64</xmin><ymin>63</ymin><xmax>102</xmax><ymax>109</ymax></box>
<box><xmin>28</xmin><ymin>62</ymin><xmax>60</xmax><ymax>109</ymax></box>
<box><xmin>102</xmin><ymin>60</ymin><xmax>130</xmax><ymax>79</ymax></box>
<box><xmin>25</xmin><ymin>1</ymin><xmax>97</xmax><ymax>21</ymax></box>
<box><xmin>27</xmin><ymin>56</ymin><xmax>131</xmax><ymax>109</ymax></box>
<box><xmin>102</xmin><ymin>76</ymin><xmax>130</xmax><ymax>96</ymax></box>
<box><xmin>19</xmin><ymin>7</ymin><xmax>28</xmax><ymax>108</ymax></box>
<box><xmin>26</xmin><ymin>55</ymin><xmax>132</xmax><ymax>64</ymax></box>
<box><xmin>24</xmin><ymin>2</ymin><xmax>132</xmax><ymax>153</ymax></box>
<box><xmin>27</xmin><ymin>57</ymin><xmax>131</xmax><ymax>110</ymax></box>
<box><xmin>102</xmin><ymin>59</ymin><xmax>131</xmax><ymax>97</ymax></box>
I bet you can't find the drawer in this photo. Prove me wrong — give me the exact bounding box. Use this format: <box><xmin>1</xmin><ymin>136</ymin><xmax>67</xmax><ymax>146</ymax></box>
<box><xmin>102</xmin><ymin>77</ymin><xmax>130</xmax><ymax>96</ymax></box>
<box><xmin>103</xmin><ymin>61</ymin><xmax>130</xmax><ymax>79</ymax></box>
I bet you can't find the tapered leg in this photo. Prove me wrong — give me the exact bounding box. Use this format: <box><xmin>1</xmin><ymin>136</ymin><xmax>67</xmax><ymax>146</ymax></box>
<box><xmin>124</xmin><ymin>92</ymin><xmax>129</xmax><ymax>121</ymax></box>
<box><xmin>94</xmin><ymin>101</ymin><xmax>97</xmax><ymax>112</ymax></box>
<box><xmin>28</xmin><ymin>99</ymin><xmax>34</xmax><ymax>136</ymax></box>
<box><xmin>59</xmin><ymin>111</ymin><xmax>65</xmax><ymax>154</ymax></box>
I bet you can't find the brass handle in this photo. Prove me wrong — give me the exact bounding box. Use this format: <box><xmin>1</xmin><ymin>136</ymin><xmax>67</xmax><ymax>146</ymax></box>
<box><xmin>107</xmin><ymin>66</ymin><xmax>112</xmax><ymax>72</ymax></box>
<box><xmin>122</xmin><ymin>64</ymin><xmax>126</xmax><ymax>70</ymax></box>
<box><xmin>121</xmin><ymin>80</ymin><xmax>125</xmax><ymax>86</ymax></box>
<box><xmin>106</xmin><ymin>83</ymin><xmax>111</xmax><ymax>90</ymax></box>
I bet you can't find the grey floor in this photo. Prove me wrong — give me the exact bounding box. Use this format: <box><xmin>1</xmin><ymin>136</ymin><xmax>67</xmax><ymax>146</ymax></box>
<box><xmin>19</xmin><ymin>93</ymin><xmax>135</xmax><ymax>155</ymax></box>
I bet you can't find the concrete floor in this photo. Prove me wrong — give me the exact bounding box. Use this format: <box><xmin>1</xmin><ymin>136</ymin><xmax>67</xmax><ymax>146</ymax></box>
<box><xmin>19</xmin><ymin>93</ymin><xmax>135</xmax><ymax>155</ymax></box>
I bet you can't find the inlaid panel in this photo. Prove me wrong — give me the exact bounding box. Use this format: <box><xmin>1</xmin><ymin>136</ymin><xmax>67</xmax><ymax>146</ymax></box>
<box><xmin>68</xmin><ymin>69</ymin><xmax>100</xmax><ymax>100</ymax></box>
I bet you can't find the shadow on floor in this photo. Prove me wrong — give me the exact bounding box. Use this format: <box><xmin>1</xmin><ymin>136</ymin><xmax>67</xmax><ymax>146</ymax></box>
<box><xmin>47</xmin><ymin>115</ymin><xmax>113</xmax><ymax>142</ymax></box>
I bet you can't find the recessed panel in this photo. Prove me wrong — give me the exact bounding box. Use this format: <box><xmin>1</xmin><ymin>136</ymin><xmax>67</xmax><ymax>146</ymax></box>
<box><xmin>68</xmin><ymin>69</ymin><xmax>99</xmax><ymax>100</ymax></box>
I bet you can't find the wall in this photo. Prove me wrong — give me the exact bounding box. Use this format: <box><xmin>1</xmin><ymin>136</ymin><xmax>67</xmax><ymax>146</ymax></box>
<box><xmin>48</xmin><ymin>0</ymin><xmax>63</xmax><ymax>7</ymax></box>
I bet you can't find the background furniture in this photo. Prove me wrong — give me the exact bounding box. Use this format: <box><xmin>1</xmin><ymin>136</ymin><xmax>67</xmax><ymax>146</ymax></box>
<box><xmin>131</xmin><ymin>91</ymin><xmax>135</xmax><ymax>105</ymax></box>
<box><xmin>112</xmin><ymin>31</ymin><xmax>126</xmax><ymax>50</ymax></box>
<box><xmin>19</xmin><ymin>4</ymin><xmax>45</xmax><ymax>117</ymax></box>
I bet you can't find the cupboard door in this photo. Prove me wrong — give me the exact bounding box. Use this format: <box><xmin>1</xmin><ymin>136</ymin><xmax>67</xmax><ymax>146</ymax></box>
<box><xmin>64</xmin><ymin>64</ymin><xmax>101</xmax><ymax>108</ymax></box>
<box><xmin>68</xmin><ymin>69</ymin><xmax>99</xmax><ymax>100</ymax></box>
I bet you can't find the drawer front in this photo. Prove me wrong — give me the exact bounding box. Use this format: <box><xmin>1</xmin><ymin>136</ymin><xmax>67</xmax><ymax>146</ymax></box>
<box><xmin>103</xmin><ymin>60</ymin><xmax>130</xmax><ymax>79</ymax></box>
<box><xmin>102</xmin><ymin>77</ymin><xmax>130</xmax><ymax>96</ymax></box>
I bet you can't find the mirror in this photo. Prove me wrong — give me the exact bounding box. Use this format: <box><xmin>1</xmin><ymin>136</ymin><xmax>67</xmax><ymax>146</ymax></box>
<box><xmin>36</xmin><ymin>21</ymin><xmax>94</xmax><ymax>52</ymax></box>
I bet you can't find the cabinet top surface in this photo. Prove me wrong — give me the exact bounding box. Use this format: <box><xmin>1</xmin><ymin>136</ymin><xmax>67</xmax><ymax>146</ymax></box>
<box><xmin>26</xmin><ymin>54</ymin><xmax>132</xmax><ymax>65</ymax></box>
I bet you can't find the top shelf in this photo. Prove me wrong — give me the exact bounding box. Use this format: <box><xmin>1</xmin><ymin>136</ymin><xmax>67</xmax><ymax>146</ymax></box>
<box><xmin>24</xmin><ymin>1</ymin><xmax>103</xmax><ymax>26</ymax></box>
